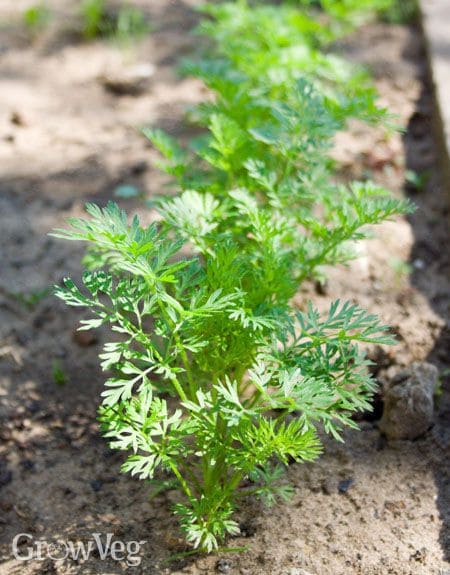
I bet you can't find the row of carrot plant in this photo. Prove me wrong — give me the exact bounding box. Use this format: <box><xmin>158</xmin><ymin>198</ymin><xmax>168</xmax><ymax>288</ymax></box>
<box><xmin>54</xmin><ymin>0</ymin><xmax>413</xmax><ymax>553</ymax></box>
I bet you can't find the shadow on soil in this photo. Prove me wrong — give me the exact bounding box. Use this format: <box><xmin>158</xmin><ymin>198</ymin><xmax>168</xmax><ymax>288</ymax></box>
<box><xmin>403</xmin><ymin>27</ymin><xmax>450</xmax><ymax>562</ymax></box>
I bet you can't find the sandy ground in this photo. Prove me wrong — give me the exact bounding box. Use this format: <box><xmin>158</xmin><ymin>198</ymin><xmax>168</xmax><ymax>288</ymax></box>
<box><xmin>0</xmin><ymin>2</ymin><xmax>449</xmax><ymax>574</ymax></box>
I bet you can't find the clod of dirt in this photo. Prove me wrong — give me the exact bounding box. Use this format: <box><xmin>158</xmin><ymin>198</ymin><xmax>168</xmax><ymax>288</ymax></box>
<box><xmin>72</xmin><ymin>328</ymin><xmax>98</xmax><ymax>347</ymax></box>
<box><xmin>100</xmin><ymin>63</ymin><xmax>155</xmax><ymax>96</ymax></box>
<box><xmin>239</xmin><ymin>521</ymin><xmax>257</xmax><ymax>537</ymax></box>
<box><xmin>321</xmin><ymin>477</ymin><xmax>336</xmax><ymax>495</ymax></box>
<box><xmin>10</xmin><ymin>111</ymin><xmax>26</xmax><ymax>127</ymax></box>
<box><xmin>379</xmin><ymin>362</ymin><xmax>439</xmax><ymax>440</ymax></box>
<box><xmin>410</xmin><ymin>547</ymin><xmax>427</xmax><ymax>563</ymax></box>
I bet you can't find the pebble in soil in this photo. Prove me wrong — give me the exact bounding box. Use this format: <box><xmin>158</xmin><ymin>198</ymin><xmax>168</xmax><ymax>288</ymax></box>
<box><xmin>379</xmin><ymin>361</ymin><xmax>439</xmax><ymax>439</ymax></box>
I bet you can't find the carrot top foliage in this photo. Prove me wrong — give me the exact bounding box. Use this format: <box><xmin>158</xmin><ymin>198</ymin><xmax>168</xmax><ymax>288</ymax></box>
<box><xmin>53</xmin><ymin>0</ymin><xmax>412</xmax><ymax>553</ymax></box>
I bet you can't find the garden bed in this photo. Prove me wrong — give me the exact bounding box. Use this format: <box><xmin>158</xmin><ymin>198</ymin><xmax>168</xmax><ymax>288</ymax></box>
<box><xmin>0</xmin><ymin>1</ymin><xmax>449</xmax><ymax>574</ymax></box>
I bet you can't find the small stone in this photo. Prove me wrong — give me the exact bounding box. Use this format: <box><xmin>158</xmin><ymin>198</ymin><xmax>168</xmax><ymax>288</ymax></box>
<box><xmin>100</xmin><ymin>63</ymin><xmax>155</xmax><ymax>96</ymax></box>
<box><xmin>412</xmin><ymin>258</ymin><xmax>425</xmax><ymax>270</ymax></box>
<box><xmin>216</xmin><ymin>559</ymin><xmax>232</xmax><ymax>573</ymax></box>
<box><xmin>379</xmin><ymin>362</ymin><xmax>439</xmax><ymax>440</ymax></box>
<box><xmin>113</xmin><ymin>184</ymin><xmax>140</xmax><ymax>199</ymax></box>
<box><xmin>338</xmin><ymin>478</ymin><xmax>354</xmax><ymax>494</ymax></box>
<box><xmin>90</xmin><ymin>479</ymin><xmax>103</xmax><ymax>492</ymax></box>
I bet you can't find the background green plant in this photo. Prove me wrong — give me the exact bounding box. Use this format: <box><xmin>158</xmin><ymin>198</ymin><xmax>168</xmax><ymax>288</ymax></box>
<box><xmin>54</xmin><ymin>0</ymin><xmax>413</xmax><ymax>553</ymax></box>
<box><xmin>80</xmin><ymin>0</ymin><xmax>106</xmax><ymax>39</ymax></box>
<box><xmin>80</xmin><ymin>0</ymin><xmax>149</xmax><ymax>43</ymax></box>
<box><xmin>23</xmin><ymin>3</ymin><xmax>52</xmax><ymax>37</ymax></box>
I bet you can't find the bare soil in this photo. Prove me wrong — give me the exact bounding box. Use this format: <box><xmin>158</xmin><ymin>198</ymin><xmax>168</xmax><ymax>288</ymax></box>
<box><xmin>0</xmin><ymin>2</ymin><xmax>449</xmax><ymax>574</ymax></box>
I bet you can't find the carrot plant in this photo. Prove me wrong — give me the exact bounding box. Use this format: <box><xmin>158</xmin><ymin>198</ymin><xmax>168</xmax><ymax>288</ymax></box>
<box><xmin>181</xmin><ymin>0</ymin><xmax>393</xmax><ymax>129</ymax></box>
<box><xmin>53</xmin><ymin>203</ymin><xmax>400</xmax><ymax>551</ymax></box>
<box><xmin>53</xmin><ymin>0</ymin><xmax>412</xmax><ymax>553</ymax></box>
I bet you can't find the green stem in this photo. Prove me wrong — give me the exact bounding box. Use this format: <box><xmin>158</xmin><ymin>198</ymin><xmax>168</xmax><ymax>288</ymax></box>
<box><xmin>156</xmin><ymin>298</ymin><xmax>197</xmax><ymax>400</ymax></box>
<box><xmin>178</xmin><ymin>458</ymin><xmax>202</xmax><ymax>495</ymax></box>
<box><xmin>168</xmin><ymin>460</ymin><xmax>193</xmax><ymax>500</ymax></box>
